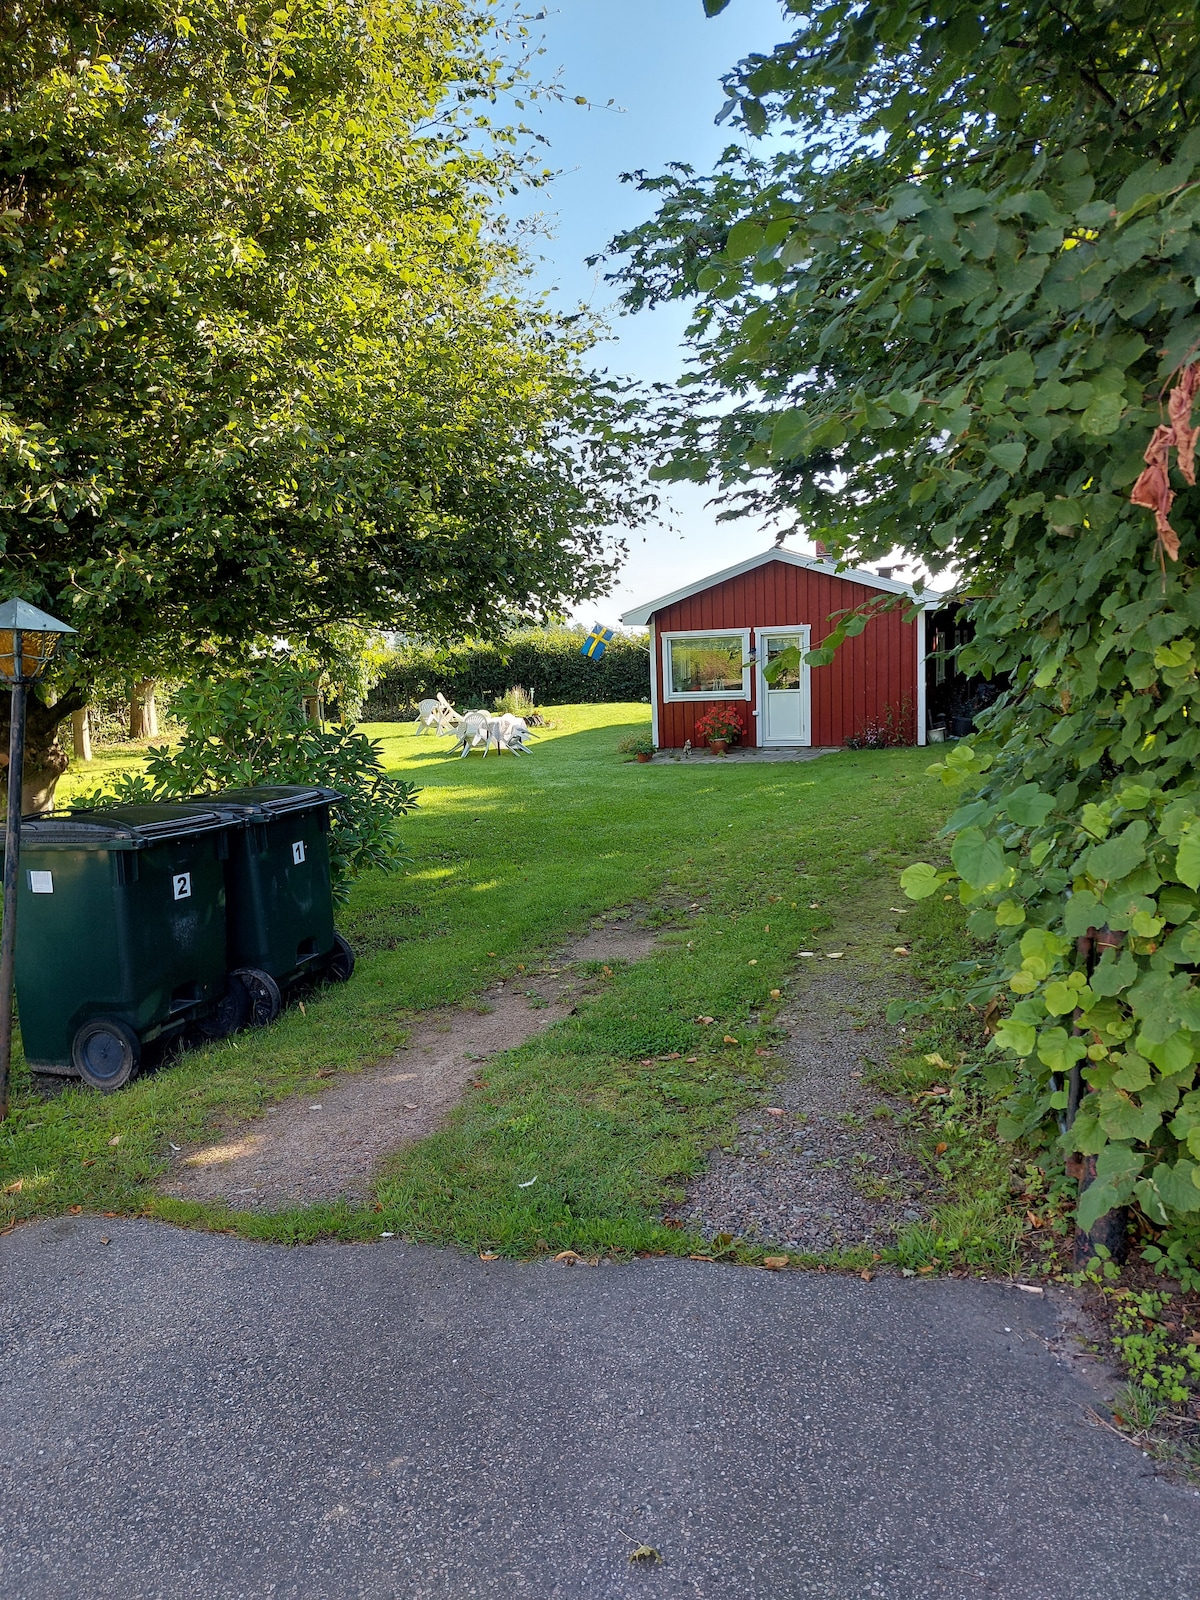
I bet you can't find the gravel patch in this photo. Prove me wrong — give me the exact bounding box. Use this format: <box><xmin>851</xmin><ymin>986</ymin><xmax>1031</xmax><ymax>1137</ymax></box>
<box><xmin>678</xmin><ymin>911</ymin><xmax>932</xmax><ymax>1255</ymax></box>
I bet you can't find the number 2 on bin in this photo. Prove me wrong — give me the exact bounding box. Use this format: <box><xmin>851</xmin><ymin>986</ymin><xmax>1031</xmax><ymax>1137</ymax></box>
<box><xmin>173</xmin><ymin>872</ymin><xmax>192</xmax><ymax>901</ymax></box>
<box><xmin>291</xmin><ymin>841</ymin><xmax>306</xmax><ymax>866</ymax></box>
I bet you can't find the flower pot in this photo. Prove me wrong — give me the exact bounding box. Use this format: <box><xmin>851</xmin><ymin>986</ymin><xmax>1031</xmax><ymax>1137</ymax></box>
<box><xmin>708</xmin><ymin>738</ymin><xmax>729</xmax><ymax>755</ymax></box>
<box><xmin>635</xmin><ymin>752</ymin><xmax>653</xmax><ymax>763</ymax></box>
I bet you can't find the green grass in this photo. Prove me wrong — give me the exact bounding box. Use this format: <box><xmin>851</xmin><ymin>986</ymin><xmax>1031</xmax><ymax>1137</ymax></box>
<box><xmin>3</xmin><ymin>705</ymin><xmax>955</xmax><ymax>1255</ymax></box>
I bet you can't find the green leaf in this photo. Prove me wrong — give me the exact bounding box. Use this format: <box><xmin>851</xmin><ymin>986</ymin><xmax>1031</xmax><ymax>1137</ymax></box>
<box><xmin>769</xmin><ymin>409</ymin><xmax>808</xmax><ymax>461</ymax></box>
<box><xmin>987</xmin><ymin>441</ymin><xmax>1026</xmax><ymax>473</ymax></box>
<box><xmin>1140</xmin><ymin>1159</ymin><xmax>1200</xmax><ymax>1217</ymax></box>
<box><xmin>1177</xmin><ymin>828</ymin><xmax>1200</xmax><ymax>890</ymax></box>
<box><xmin>725</xmin><ymin>220</ymin><xmax>764</xmax><ymax>261</ymax></box>
<box><xmin>900</xmin><ymin>861</ymin><xmax>948</xmax><ymax>900</ymax></box>
<box><xmin>1005</xmin><ymin>783</ymin><xmax>1054</xmax><ymax>827</ymax></box>
<box><xmin>1087</xmin><ymin>821</ymin><xmax>1149</xmax><ymax>883</ymax></box>
<box><xmin>1079</xmin><ymin>393</ymin><xmax>1125</xmax><ymax>436</ymax></box>
<box><xmin>993</xmin><ymin>1018</ymin><xmax>1036</xmax><ymax>1056</ymax></box>
<box><xmin>951</xmin><ymin>827</ymin><xmax>1009</xmax><ymax>890</ymax></box>
<box><xmin>1063</xmin><ymin>890</ymin><xmax>1102</xmax><ymax>937</ymax></box>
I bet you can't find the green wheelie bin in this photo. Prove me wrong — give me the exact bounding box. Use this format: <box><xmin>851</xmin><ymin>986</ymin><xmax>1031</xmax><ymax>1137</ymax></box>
<box><xmin>196</xmin><ymin>785</ymin><xmax>354</xmax><ymax>1025</ymax></box>
<box><xmin>11</xmin><ymin>805</ymin><xmax>237</xmax><ymax>1091</ymax></box>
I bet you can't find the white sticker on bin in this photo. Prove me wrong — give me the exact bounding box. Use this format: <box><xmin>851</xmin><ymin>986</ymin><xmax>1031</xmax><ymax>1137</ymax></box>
<box><xmin>173</xmin><ymin>872</ymin><xmax>192</xmax><ymax>901</ymax></box>
<box><xmin>28</xmin><ymin>870</ymin><xmax>53</xmax><ymax>894</ymax></box>
<box><xmin>291</xmin><ymin>840</ymin><xmax>306</xmax><ymax>866</ymax></box>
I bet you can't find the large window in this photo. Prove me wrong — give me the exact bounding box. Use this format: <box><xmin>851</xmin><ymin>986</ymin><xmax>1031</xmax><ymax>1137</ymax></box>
<box><xmin>663</xmin><ymin>631</ymin><xmax>750</xmax><ymax>700</ymax></box>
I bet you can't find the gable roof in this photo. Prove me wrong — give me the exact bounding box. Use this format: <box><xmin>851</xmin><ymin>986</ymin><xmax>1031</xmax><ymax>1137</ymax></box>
<box><xmin>619</xmin><ymin>547</ymin><xmax>941</xmax><ymax>627</ymax></box>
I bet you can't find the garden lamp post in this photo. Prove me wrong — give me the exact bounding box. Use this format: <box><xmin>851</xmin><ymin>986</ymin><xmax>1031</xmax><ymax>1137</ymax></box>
<box><xmin>0</xmin><ymin>600</ymin><xmax>75</xmax><ymax>1119</ymax></box>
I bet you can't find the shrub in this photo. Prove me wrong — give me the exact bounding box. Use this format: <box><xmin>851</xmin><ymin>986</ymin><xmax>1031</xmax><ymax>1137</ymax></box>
<box><xmin>71</xmin><ymin>660</ymin><xmax>418</xmax><ymax>900</ymax></box>
<box><xmin>363</xmin><ymin>627</ymin><xmax>650</xmax><ymax>716</ymax></box>
<box><xmin>492</xmin><ymin>685</ymin><xmax>539</xmax><ymax>720</ymax></box>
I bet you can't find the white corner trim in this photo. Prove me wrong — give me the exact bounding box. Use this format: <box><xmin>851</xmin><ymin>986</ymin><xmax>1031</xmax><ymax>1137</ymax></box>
<box><xmin>660</xmin><ymin>629</ymin><xmax>752</xmax><ymax>702</ymax></box>
<box><xmin>649</xmin><ymin>621</ymin><xmax>659</xmax><ymax>746</ymax></box>
<box><xmin>916</xmin><ymin>607</ymin><xmax>927</xmax><ymax>747</ymax></box>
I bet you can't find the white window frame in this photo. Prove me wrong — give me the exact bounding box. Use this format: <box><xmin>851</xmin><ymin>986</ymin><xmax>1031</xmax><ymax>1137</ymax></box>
<box><xmin>661</xmin><ymin>629</ymin><xmax>752</xmax><ymax>703</ymax></box>
<box><xmin>755</xmin><ymin>625</ymin><xmax>811</xmax><ymax>747</ymax></box>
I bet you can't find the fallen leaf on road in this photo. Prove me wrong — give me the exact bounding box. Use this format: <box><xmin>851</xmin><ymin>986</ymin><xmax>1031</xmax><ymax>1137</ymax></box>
<box><xmin>554</xmin><ymin>1250</ymin><xmax>583</xmax><ymax>1265</ymax></box>
<box><xmin>479</xmin><ymin>1252</ymin><xmax>499</xmax><ymax>1261</ymax></box>
<box><xmin>1015</xmin><ymin>1283</ymin><xmax>1045</xmax><ymax>1295</ymax></box>
<box><xmin>763</xmin><ymin>1255</ymin><xmax>790</xmax><ymax>1270</ymax></box>
<box><xmin>99</xmin><ymin>1237</ymin><xmax>110</xmax><ymax>1246</ymax></box>
<box><xmin>860</xmin><ymin>1270</ymin><xmax>873</xmax><ymax>1282</ymax></box>
<box><xmin>629</xmin><ymin>1546</ymin><xmax>662</xmax><ymax>1565</ymax></box>
<box><xmin>69</xmin><ymin>1206</ymin><xmax>82</xmax><ymax>1215</ymax></box>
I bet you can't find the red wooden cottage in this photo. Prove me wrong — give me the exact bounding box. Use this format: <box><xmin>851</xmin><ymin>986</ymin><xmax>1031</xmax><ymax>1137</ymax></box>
<box><xmin>620</xmin><ymin>548</ymin><xmax>938</xmax><ymax>751</ymax></box>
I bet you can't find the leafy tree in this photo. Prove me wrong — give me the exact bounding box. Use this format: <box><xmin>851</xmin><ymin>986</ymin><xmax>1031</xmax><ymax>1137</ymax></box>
<box><xmin>1</xmin><ymin>2</ymin><xmax>653</xmax><ymax>800</ymax></box>
<box><xmin>614</xmin><ymin>2</ymin><xmax>1200</xmax><ymax>1263</ymax></box>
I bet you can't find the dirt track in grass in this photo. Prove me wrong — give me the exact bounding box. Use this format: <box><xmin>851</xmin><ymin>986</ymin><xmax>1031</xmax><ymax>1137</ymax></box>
<box><xmin>157</xmin><ymin>915</ymin><xmax>661</xmax><ymax>1210</ymax></box>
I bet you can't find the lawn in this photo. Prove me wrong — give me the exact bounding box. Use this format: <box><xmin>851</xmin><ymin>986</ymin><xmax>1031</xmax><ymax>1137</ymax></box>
<box><xmin>4</xmin><ymin>705</ymin><xmax>956</xmax><ymax>1256</ymax></box>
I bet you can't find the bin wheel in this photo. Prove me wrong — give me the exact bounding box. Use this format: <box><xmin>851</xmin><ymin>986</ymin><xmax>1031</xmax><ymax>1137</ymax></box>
<box><xmin>192</xmin><ymin>976</ymin><xmax>252</xmax><ymax>1043</ymax></box>
<box><xmin>327</xmin><ymin>933</ymin><xmax>355</xmax><ymax>983</ymax></box>
<box><xmin>72</xmin><ymin>1020</ymin><xmax>140</xmax><ymax>1092</ymax></box>
<box><xmin>233</xmin><ymin>967</ymin><xmax>282</xmax><ymax>1027</ymax></box>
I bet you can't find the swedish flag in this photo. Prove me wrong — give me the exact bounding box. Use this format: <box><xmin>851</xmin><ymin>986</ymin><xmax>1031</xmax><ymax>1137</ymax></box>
<box><xmin>581</xmin><ymin>622</ymin><xmax>614</xmax><ymax>660</ymax></box>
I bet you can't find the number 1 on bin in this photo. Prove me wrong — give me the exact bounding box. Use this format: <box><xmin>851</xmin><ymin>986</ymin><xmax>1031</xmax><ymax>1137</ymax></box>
<box><xmin>173</xmin><ymin>873</ymin><xmax>192</xmax><ymax>901</ymax></box>
<box><xmin>291</xmin><ymin>841</ymin><xmax>306</xmax><ymax>865</ymax></box>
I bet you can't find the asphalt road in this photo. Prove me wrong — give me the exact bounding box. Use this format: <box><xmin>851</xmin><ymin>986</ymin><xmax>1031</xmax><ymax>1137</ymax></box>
<box><xmin>1</xmin><ymin>1217</ymin><xmax>1198</xmax><ymax>1599</ymax></box>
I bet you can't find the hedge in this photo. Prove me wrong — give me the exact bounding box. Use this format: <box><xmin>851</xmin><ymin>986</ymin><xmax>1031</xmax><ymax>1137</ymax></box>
<box><xmin>362</xmin><ymin>627</ymin><xmax>651</xmax><ymax>718</ymax></box>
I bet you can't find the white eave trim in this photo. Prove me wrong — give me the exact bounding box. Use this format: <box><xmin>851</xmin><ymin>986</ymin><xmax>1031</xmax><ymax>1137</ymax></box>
<box><xmin>619</xmin><ymin>547</ymin><xmax>943</xmax><ymax>626</ymax></box>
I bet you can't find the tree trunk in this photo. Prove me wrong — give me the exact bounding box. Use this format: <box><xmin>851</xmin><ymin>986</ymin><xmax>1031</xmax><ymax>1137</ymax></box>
<box><xmin>71</xmin><ymin>708</ymin><xmax>92</xmax><ymax>763</ymax></box>
<box><xmin>129</xmin><ymin>679</ymin><xmax>159</xmax><ymax>740</ymax></box>
<box><xmin>0</xmin><ymin>689</ymin><xmax>83</xmax><ymax>816</ymax></box>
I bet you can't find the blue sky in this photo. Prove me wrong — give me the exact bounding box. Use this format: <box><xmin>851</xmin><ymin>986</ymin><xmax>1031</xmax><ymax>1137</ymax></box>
<box><xmin>508</xmin><ymin>0</ymin><xmax>799</xmax><ymax>623</ymax></box>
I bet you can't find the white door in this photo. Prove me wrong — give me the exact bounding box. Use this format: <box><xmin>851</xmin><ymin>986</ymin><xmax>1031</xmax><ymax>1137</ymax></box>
<box><xmin>757</xmin><ymin>629</ymin><xmax>810</xmax><ymax>746</ymax></box>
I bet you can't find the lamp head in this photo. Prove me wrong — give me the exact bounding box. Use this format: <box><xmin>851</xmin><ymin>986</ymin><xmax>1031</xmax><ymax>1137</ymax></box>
<box><xmin>0</xmin><ymin>599</ymin><xmax>76</xmax><ymax>685</ymax></box>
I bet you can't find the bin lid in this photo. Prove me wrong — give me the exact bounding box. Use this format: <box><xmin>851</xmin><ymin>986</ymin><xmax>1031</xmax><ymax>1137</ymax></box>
<box><xmin>200</xmin><ymin>785</ymin><xmax>344</xmax><ymax>818</ymax></box>
<box><xmin>17</xmin><ymin>804</ymin><xmax>238</xmax><ymax>851</ymax></box>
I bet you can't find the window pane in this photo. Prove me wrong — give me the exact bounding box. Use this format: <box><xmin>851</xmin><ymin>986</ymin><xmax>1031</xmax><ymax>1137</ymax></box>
<box><xmin>764</xmin><ymin>636</ymin><xmax>801</xmax><ymax>691</ymax></box>
<box><xmin>668</xmin><ymin>636</ymin><xmax>743</xmax><ymax>694</ymax></box>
